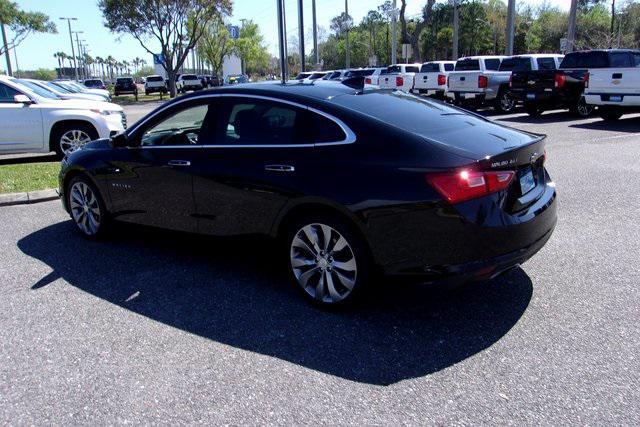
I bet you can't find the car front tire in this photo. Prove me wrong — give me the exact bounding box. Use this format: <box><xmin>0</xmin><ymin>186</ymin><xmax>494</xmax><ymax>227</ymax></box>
<box><xmin>66</xmin><ymin>176</ymin><xmax>109</xmax><ymax>238</ymax></box>
<box><xmin>52</xmin><ymin>123</ymin><xmax>98</xmax><ymax>158</ymax></box>
<box><xmin>285</xmin><ymin>214</ymin><xmax>372</xmax><ymax>307</ymax></box>
<box><xmin>494</xmin><ymin>89</ymin><xmax>516</xmax><ymax>113</ymax></box>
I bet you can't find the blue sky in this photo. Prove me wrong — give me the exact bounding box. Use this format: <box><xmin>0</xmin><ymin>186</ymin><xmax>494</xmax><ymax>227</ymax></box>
<box><xmin>9</xmin><ymin>0</ymin><xmax>584</xmax><ymax>70</ymax></box>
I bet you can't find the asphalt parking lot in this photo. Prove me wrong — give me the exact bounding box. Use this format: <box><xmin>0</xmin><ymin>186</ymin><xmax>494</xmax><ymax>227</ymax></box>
<box><xmin>1</xmin><ymin>104</ymin><xmax>639</xmax><ymax>424</ymax></box>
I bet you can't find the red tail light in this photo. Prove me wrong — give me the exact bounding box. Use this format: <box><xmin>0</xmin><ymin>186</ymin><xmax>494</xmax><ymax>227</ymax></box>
<box><xmin>365</xmin><ymin>77</ymin><xmax>372</xmax><ymax>84</ymax></box>
<box><xmin>583</xmin><ymin>72</ymin><xmax>590</xmax><ymax>88</ymax></box>
<box><xmin>478</xmin><ymin>75</ymin><xmax>488</xmax><ymax>89</ymax></box>
<box><xmin>396</xmin><ymin>76</ymin><xmax>404</xmax><ymax>86</ymax></box>
<box><xmin>437</xmin><ymin>74</ymin><xmax>447</xmax><ymax>86</ymax></box>
<box><xmin>509</xmin><ymin>74</ymin><xmax>513</xmax><ymax>88</ymax></box>
<box><xmin>425</xmin><ymin>169</ymin><xmax>515</xmax><ymax>204</ymax></box>
<box><xmin>554</xmin><ymin>72</ymin><xmax>566</xmax><ymax>88</ymax></box>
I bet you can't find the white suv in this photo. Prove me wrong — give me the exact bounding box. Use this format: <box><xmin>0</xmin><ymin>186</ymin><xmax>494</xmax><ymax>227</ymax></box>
<box><xmin>176</xmin><ymin>74</ymin><xmax>203</xmax><ymax>93</ymax></box>
<box><xmin>144</xmin><ymin>75</ymin><xmax>168</xmax><ymax>95</ymax></box>
<box><xmin>0</xmin><ymin>76</ymin><xmax>126</xmax><ymax>157</ymax></box>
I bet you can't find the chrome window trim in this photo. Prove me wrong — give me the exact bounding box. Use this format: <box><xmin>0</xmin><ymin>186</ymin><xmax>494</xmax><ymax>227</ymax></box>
<box><xmin>127</xmin><ymin>92</ymin><xmax>356</xmax><ymax>148</ymax></box>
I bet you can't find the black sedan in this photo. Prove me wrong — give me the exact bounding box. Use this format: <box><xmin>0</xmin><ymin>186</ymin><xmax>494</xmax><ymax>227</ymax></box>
<box><xmin>59</xmin><ymin>80</ymin><xmax>557</xmax><ymax>306</ymax></box>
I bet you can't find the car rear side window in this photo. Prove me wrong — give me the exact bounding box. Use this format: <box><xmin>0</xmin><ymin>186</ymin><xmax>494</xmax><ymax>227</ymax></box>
<box><xmin>307</xmin><ymin>111</ymin><xmax>347</xmax><ymax>144</ymax></box>
<box><xmin>536</xmin><ymin>57</ymin><xmax>557</xmax><ymax>70</ymax></box>
<box><xmin>0</xmin><ymin>83</ymin><xmax>20</xmax><ymax>103</ymax></box>
<box><xmin>444</xmin><ymin>63</ymin><xmax>454</xmax><ymax>71</ymax></box>
<box><xmin>633</xmin><ymin>53</ymin><xmax>640</xmax><ymax>67</ymax></box>
<box><xmin>485</xmin><ymin>59</ymin><xmax>501</xmax><ymax>70</ymax></box>
<box><xmin>455</xmin><ymin>59</ymin><xmax>480</xmax><ymax>71</ymax></box>
<box><xmin>406</xmin><ymin>66</ymin><xmax>419</xmax><ymax>73</ymax></box>
<box><xmin>222</xmin><ymin>100</ymin><xmax>304</xmax><ymax>146</ymax></box>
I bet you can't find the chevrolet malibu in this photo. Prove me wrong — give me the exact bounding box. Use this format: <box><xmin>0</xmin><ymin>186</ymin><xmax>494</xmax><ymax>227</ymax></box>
<box><xmin>59</xmin><ymin>80</ymin><xmax>557</xmax><ymax>307</ymax></box>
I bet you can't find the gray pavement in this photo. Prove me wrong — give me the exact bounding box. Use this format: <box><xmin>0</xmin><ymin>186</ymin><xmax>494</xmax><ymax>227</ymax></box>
<box><xmin>0</xmin><ymin>108</ymin><xmax>639</xmax><ymax>424</ymax></box>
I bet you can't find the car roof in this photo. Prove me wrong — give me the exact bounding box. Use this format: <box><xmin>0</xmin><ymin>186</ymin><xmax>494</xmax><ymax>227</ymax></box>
<box><xmin>510</xmin><ymin>53</ymin><xmax>564</xmax><ymax>58</ymax></box>
<box><xmin>174</xmin><ymin>80</ymin><xmax>359</xmax><ymax>104</ymax></box>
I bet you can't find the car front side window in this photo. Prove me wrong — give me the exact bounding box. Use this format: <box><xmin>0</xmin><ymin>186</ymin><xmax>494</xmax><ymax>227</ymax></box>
<box><xmin>140</xmin><ymin>102</ymin><xmax>215</xmax><ymax>147</ymax></box>
<box><xmin>0</xmin><ymin>83</ymin><xmax>20</xmax><ymax>103</ymax></box>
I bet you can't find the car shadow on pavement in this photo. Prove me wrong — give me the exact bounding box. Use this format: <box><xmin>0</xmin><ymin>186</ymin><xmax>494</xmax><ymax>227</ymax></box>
<box><xmin>18</xmin><ymin>220</ymin><xmax>533</xmax><ymax>386</ymax></box>
<box><xmin>569</xmin><ymin>116</ymin><xmax>640</xmax><ymax>133</ymax></box>
<box><xmin>0</xmin><ymin>154</ymin><xmax>58</xmax><ymax>165</ymax></box>
<box><xmin>491</xmin><ymin>110</ymin><xmax>583</xmax><ymax>125</ymax></box>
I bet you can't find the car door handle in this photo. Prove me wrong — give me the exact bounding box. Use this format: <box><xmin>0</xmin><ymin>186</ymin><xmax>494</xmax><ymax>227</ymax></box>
<box><xmin>265</xmin><ymin>164</ymin><xmax>295</xmax><ymax>172</ymax></box>
<box><xmin>612</xmin><ymin>73</ymin><xmax>622</xmax><ymax>79</ymax></box>
<box><xmin>167</xmin><ymin>160</ymin><xmax>191</xmax><ymax>166</ymax></box>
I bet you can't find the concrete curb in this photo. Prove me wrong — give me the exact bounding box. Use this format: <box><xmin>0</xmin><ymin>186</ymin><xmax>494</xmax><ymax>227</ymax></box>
<box><xmin>0</xmin><ymin>189</ymin><xmax>59</xmax><ymax>207</ymax></box>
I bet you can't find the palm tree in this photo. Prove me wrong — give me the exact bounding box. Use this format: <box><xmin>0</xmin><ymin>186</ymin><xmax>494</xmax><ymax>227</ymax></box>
<box><xmin>105</xmin><ymin>55</ymin><xmax>115</xmax><ymax>80</ymax></box>
<box><xmin>53</xmin><ymin>52</ymin><xmax>65</xmax><ymax>77</ymax></box>
<box><xmin>123</xmin><ymin>60</ymin><xmax>131</xmax><ymax>75</ymax></box>
<box><xmin>95</xmin><ymin>56</ymin><xmax>105</xmax><ymax>79</ymax></box>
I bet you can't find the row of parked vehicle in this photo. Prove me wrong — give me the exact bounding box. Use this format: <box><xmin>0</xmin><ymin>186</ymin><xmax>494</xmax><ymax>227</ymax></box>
<box><xmin>305</xmin><ymin>49</ymin><xmax>639</xmax><ymax>122</ymax></box>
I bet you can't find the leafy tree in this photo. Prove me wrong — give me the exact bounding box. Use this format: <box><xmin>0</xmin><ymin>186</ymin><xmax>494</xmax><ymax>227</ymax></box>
<box><xmin>134</xmin><ymin>65</ymin><xmax>154</xmax><ymax>78</ymax></box>
<box><xmin>234</xmin><ymin>20</ymin><xmax>269</xmax><ymax>76</ymax></box>
<box><xmin>99</xmin><ymin>0</ymin><xmax>231</xmax><ymax>97</ymax></box>
<box><xmin>31</xmin><ymin>68</ymin><xmax>56</xmax><ymax>81</ymax></box>
<box><xmin>399</xmin><ymin>0</ymin><xmax>435</xmax><ymax>62</ymax></box>
<box><xmin>0</xmin><ymin>0</ymin><xmax>56</xmax><ymax>56</ymax></box>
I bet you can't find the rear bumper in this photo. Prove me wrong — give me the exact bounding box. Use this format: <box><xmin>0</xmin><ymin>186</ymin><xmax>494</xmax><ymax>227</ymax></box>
<box><xmin>366</xmin><ymin>179</ymin><xmax>557</xmax><ymax>281</ymax></box>
<box><xmin>585</xmin><ymin>93</ymin><xmax>640</xmax><ymax>107</ymax></box>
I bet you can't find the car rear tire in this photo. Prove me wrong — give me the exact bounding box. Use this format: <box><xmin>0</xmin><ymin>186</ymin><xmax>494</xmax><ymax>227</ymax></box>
<box><xmin>598</xmin><ymin>106</ymin><xmax>623</xmax><ymax>122</ymax></box>
<box><xmin>573</xmin><ymin>96</ymin><xmax>595</xmax><ymax>118</ymax></box>
<box><xmin>524</xmin><ymin>102</ymin><xmax>543</xmax><ymax>117</ymax></box>
<box><xmin>66</xmin><ymin>176</ymin><xmax>109</xmax><ymax>238</ymax></box>
<box><xmin>494</xmin><ymin>89</ymin><xmax>516</xmax><ymax>113</ymax></box>
<box><xmin>52</xmin><ymin>123</ymin><xmax>98</xmax><ymax>157</ymax></box>
<box><xmin>285</xmin><ymin>214</ymin><xmax>372</xmax><ymax>307</ymax></box>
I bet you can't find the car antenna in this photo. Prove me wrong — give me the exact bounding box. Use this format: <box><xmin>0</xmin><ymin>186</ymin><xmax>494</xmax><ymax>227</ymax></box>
<box><xmin>341</xmin><ymin>76</ymin><xmax>365</xmax><ymax>94</ymax></box>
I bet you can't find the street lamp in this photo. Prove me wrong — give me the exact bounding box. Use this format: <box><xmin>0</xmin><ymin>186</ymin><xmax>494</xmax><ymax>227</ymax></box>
<box><xmin>59</xmin><ymin>17</ymin><xmax>79</xmax><ymax>80</ymax></box>
<box><xmin>72</xmin><ymin>30</ymin><xmax>84</xmax><ymax>79</ymax></box>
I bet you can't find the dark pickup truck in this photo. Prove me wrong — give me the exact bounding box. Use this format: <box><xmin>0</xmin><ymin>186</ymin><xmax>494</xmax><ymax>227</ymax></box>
<box><xmin>510</xmin><ymin>51</ymin><xmax>598</xmax><ymax>117</ymax></box>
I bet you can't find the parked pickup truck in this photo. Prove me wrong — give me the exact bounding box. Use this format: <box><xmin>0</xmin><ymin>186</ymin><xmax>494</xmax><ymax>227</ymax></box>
<box><xmin>446</xmin><ymin>56</ymin><xmax>518</xmax><ymax>112</ymax></box>
<box><xmin>583</xmin><ymin>49</ymin><xmax>640</xmax><ymax>121</ymax></box>
<box><xmin>412</xmin><ymin>61</ymin><xmax>455</xmax><ymax>99</ymax></box>
<box><xmin>509</xmin><ymin>51</ymin><xmax>604</xmax><ymax>117</ymax></box>
<box><xmin>378</xmin><ymin>64</ymin><xmax>421</xmax><ymax>92</ymax></box>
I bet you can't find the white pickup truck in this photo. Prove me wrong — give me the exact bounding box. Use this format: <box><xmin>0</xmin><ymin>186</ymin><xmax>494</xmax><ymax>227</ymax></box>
<box><xmin>583</xmin><ymin>49</ymin><xmax>640</xmax><ymax>121</ymax></box>
<box><xmin>412</xmin><ymin>61</ymin><xmax>455</xmax><ymax>99</ymax></box>
<box><xmin>378</xmin><ymin>64</ymin><xmax>421</xmax><ymax>92</ymax></box>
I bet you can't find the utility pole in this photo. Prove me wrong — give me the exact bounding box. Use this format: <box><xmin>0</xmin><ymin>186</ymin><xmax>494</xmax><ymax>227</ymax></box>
<box><xmin>391</xmin><ymin>0</ymin><xmax>397</xmax><ymax>64</ymax></box>
<box><xmin>345</xmin><ymin>0</ymin><xmax>350</xmax><ymax>69</ymax></box>
<box><xmin>1</xmin><ymin>22</ymin><xmax>12</xmax><ymax>76</ymax></box>
<box><xmin>610</xmin><ymin>0</ymin><xmax>616</xmax><ymax>47</ymax></box>
<box><xmin>298</xmin><ymin>0</ymin><xmax>305</xmax><ymax>73</ymax></box>
<box><xmin>239</xmin><ymin>18</ymin><xmax>248</xmax><ymax>75</ymax></box>
<box><xmin>13</xmin><ymin>46</ymin><xmax>19</xmax><ymax>78</ymax></box>
<box><xmin>60</xmin><ymin>18</ymin><xmax>79</xmax><ymax>80</ymax></box>
<box><xmin>277</xmin><ymin>0</ymin><xmax>287</xmax><ymax>83</ymax></box>
<box><xmin>453</xmin><ymin>0</ymin><xmax>459</xmax><ymax>60</ymax></box>
<box><xmin>505</xmin><ymin>0</ymin><xmax>515</xmax><ymax>55</ymax></box>
<box><xmin>312</xmin><ymin>0</ymin><xmax>319</xmax><ymax>68</ymax></box>
<box><xmin>567</xmin><ymin>0</ymin><xmax>578</xmax><ymax>53</ymax></box>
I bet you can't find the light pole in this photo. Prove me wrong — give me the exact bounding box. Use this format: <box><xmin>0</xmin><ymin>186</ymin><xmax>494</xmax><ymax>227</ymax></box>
<box><xmin>297</xmin><ymin>0</ymin><xmax>305</xmax><ymax>72</ymax></box>
<box><xmin>345</xmin><ymin>0</ymin><xmax>350</xmax><ymax>69</ymax></box>
<box><xmin>567</xmin><ymin>0</ymin><xmax>578</xmax><ymax>53</ymax></box>
<box><xmin>453</xmin><ymin>0</ymin><xmax>459</xmax><ymax>60</ymax></box>
<box><xmin>1</xmin><ymin>22</ymin><xmax>12</xmax><ymax>75</ymax></box>
<box><xmin>312</xmin><ymin>0</ymin><xmax>319</xmax><ymax>68</ymax></box>
<box><xmin>72</xmin><ymin>30</ymin><xmax>84</xmax><ymax>79</ymax></box>
<box><xmin>276</xmin><ymin>0</ymin><xmax>287</xmax><ymax>83</ymax></box>
<box><xmin>59</xmin><ymin>17</ymin><xmax>79</xmax><ymax>80</ymax></box>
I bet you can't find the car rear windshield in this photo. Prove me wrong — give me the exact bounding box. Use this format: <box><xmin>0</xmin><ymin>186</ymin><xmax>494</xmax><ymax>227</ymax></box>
<box><xmin>346</xmin><ymin>69</ymin><xmax>375</xmax><ymax>77</ymax></box>
<box><xmin>455</xmin><ymin>59</ymin><xmax>480</xmax><ymax>71</ymax></box>
<box><xmin>117</xmin><ymin>78</ymin><xmax>133</xmax><ymax>83</ymax></box>
<box><xmin>183</xmin><ymin>74</ymin><xmax>198</xmax><ymax>80</ymax></box>
<box><xmin>405</xmin><ymin>66</ymin><xmax>419</xmax><ymax>73</ymax></box>
<box><xmin>147</xmin><ymin>76</ymin><xmax>164</xmax><ymax>82</ymax></box>
<box><xmin>84</xmin><ymin>79</ymin><xmax>102</xmax><ymax>86</ymax></box>
<box><xmin>560</xmin><ymin>51</ymin><xmax>610</xmax><ymax>69</ymax></box>
<box><xmin>308</xmin><ymin>73</ymin><xmax>326</xmax><ymax>80</ymax></box>
<box><xmin>420</xmin><ymin>63</ymin><xmax>440</xmax><ymax>72</ymax></box>
<box><xmin>499</xmin><ymin>57</ymin><xmax>532</xmax><ymax>71</ymax></box>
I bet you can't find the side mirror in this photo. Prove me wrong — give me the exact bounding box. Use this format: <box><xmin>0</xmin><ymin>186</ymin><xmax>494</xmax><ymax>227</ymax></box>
<box><xmin>110</xmin><ymin>133</ymin><xmax>130</xmax><ymax>148</ymax></box>
<box><xmin>14</xmin><ymin>94</ymin><xmax>33</xmax><ymax>105</ymax></box>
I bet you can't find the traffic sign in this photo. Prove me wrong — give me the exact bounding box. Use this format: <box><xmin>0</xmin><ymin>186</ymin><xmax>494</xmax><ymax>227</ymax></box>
<box><xmin>228</xmin><ymin>25</ymin><xmax>240</xmax><ymax>39</ymax></box>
